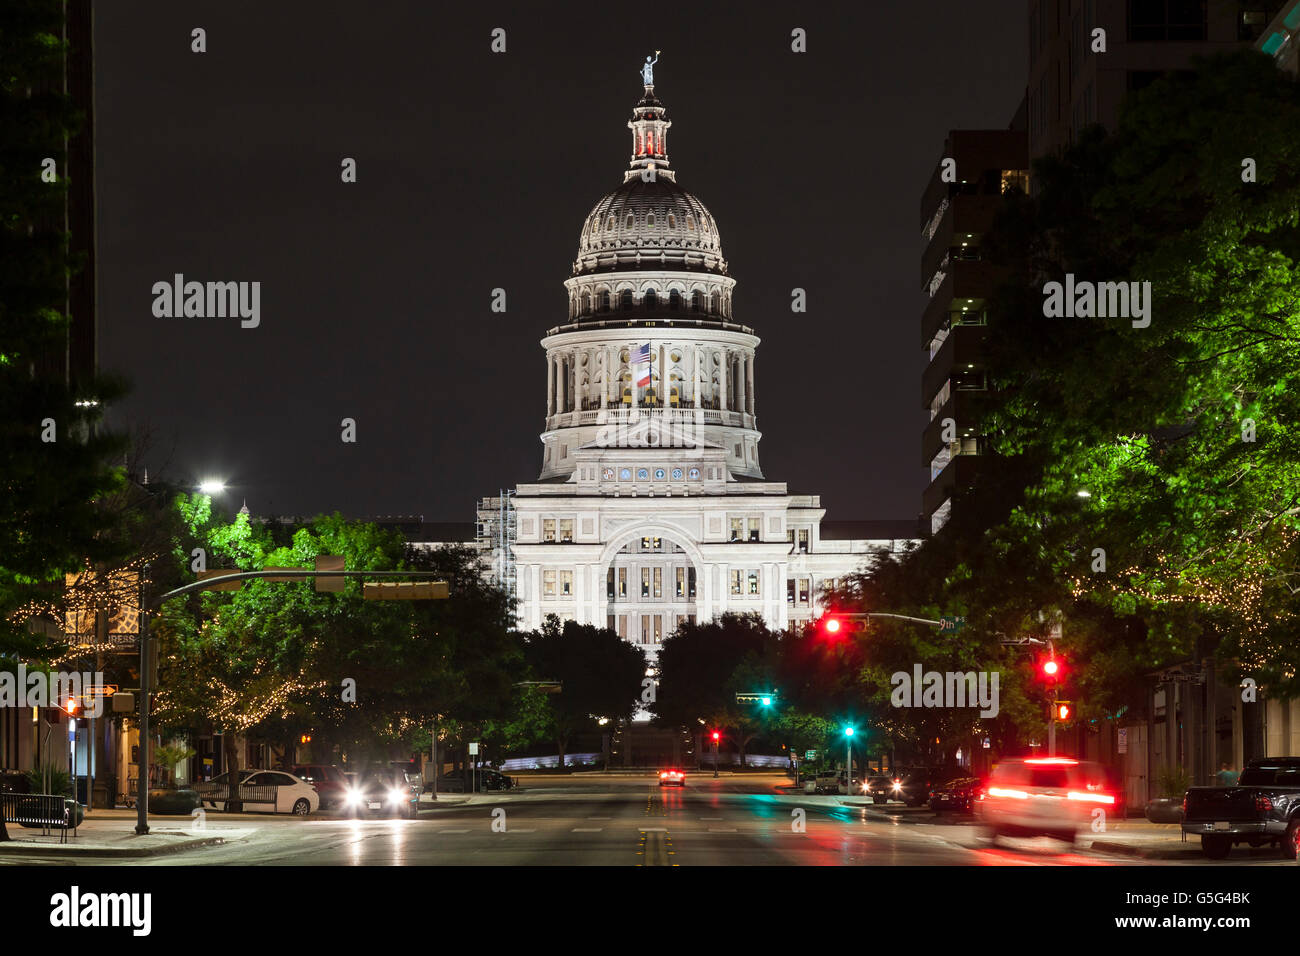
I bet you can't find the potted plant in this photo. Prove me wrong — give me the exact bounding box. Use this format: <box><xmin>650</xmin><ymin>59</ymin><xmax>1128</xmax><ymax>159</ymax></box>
<box><xmin>1145</xmin><ymin>765</ymin><xmax>1190</xmax><ymax>823</ymax></box>
<box><xmin>149</xmin><ymin>743</ymin><xmax>201</xmax><ymax>815</ymax></box>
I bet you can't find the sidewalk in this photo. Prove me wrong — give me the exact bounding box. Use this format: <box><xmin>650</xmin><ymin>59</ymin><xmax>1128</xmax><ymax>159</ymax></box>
<box><xmin>0</xmin><ymin>809</ymin><xmax>254</xmax><ymax>858</ymax></box>
<box><xmin>1085</xmin><ymin>820</ymin><xmax>1204</xmax><ymax>859</ymax></box>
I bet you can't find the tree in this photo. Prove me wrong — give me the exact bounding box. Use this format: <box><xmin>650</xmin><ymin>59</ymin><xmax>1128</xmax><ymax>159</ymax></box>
<box><xmin>0</xmin><ymin>0</ymin><xmax>130</xmax><ymax>840</ymax></box>
<box><xmin>523</xmin><ymin>617</ymin><xmax>645</xmax><ymax>770</ymax></box>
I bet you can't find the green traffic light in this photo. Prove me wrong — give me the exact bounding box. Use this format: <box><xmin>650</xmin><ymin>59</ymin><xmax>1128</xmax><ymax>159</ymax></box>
<box><xmin>844</xmin><ymin>726</ymin><xmax>855</xmax><ymax>737</ymax></box>
<box><xmin>761</xmin><ymin>697</ymin><xmax>772</xmax><ymax>707</ymax></box>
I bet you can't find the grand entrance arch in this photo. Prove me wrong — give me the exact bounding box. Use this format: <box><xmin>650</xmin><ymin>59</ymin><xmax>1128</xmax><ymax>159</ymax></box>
<box><xmin>600</xmin><ymin>526</ymin><xmax>704</xmax><ymax>656</ymax></box>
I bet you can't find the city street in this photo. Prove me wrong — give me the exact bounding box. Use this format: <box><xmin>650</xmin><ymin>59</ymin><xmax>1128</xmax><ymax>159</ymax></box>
<box><xmin>4</xmin><ymin>773</ymin><xmax>1291</xmax><ymax>867</ymax></box>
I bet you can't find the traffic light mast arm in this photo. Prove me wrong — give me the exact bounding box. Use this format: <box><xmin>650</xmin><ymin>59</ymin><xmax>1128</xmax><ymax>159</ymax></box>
<box><xmin>865</xmin><ymin>612</ymin><xmax>947</xmax><ymax>628</ymax></box>
<box><xmin>150</xmin><ymin>569</ymin><xmax>449</xmax><ymax>609</ymax></box>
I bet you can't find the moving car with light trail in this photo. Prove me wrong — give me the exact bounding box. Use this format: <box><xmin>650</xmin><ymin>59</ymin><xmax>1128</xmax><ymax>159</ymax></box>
<box><xmin>976</xmin><ymin>756</ymin><xmax>1116</xmax><ymax>844</ymax></box>
<box><xmin>659</xmin><ymin>769</ymin><xmax>686</xmax><ymax>787</ymax></box>
<box><xmin>344</xmin><ymin>768</ymin><xmax>420</xmax><ymax>818</ymax></box>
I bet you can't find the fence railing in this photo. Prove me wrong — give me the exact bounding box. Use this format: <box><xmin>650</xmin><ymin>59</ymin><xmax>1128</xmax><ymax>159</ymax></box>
<box><xmin>192</xmin><ymin>783</ymin><xmax>279</xmax><ymax>805</ymax></box>
<box><xmin>0</xmin><ymin>792</ymin><xmax>76</xmax><ymax>842</ymax></box>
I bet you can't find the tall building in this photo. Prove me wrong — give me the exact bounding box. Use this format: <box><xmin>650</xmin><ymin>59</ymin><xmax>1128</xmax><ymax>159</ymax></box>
<box><xmin>417</xmin><ymin>63</ymin><xmax>917</xmax><ymax>646</ymax></box>
<box><xmin>919</xmin><ymin>129</ymin><xmax>1028</xmax><ymax>535</ymax></box>
<box><xmin>1027</xmin><ymin>0</ymin><xmax>1277</xmax><ymax>162</ymax></box>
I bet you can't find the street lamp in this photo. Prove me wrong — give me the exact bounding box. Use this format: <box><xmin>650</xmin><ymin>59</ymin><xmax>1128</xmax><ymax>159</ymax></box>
<box><xmin>198</xmin><ymin>479</ymin><xmax>226</xmax><ymax>495</ymax></box>
<box><xmin>844</xmin><ymin>726</ymin><xmax>855</xmax><ymax>796</ymax></box>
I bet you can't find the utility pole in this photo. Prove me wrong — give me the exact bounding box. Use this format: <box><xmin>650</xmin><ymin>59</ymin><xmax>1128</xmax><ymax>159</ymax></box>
<box><xmin>135</xmin><ymin>563</ymin><xmax>151</xmax><ymax>835</ymax></box>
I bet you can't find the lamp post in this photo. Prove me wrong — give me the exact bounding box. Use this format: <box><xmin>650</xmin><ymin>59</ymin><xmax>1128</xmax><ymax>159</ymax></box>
<box><xmin>844</xmin><ymin>726</ymin><xmax>855</xmax><ymax>796</ymax></box>
<box><xmin>711</xmin><ymin>731</ymin><xmax>719</xmax><ymax>778</ymax></box>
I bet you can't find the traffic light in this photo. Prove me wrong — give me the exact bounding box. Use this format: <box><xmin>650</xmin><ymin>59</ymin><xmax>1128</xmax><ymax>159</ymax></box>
<box><xmin>1052</xmin><ymin>700</ymin><xmax>1073</xmax><ymax>721</ymax></box>
<box><xmin>1039</xmin><ymin>656</ymin><xmax>1063</xmax><ymax>680</ymax></box>
<box><xmin>63</xmin><ymin>696</ymin><xmax>79</xmax><ymax>717</ymax></box>
<box><xmin>710</xmin><ymin>731</ymin><xmax>720</xmax><ymax>742</ymax></box>
<box><xmin>817</xmin><ymin>613</ymin><xmax>867</xmax><ymax>637</ymax></box>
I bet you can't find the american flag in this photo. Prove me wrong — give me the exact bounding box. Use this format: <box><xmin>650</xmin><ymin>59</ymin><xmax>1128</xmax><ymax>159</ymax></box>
<box><xmin>632</xmin><ymin>343</ymin><xmax>652</xmax><ymax>387</ymax></box>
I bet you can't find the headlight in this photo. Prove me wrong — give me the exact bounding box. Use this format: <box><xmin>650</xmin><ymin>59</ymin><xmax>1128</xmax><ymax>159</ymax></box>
<box><xmin>388</xmin><ymin>788</ymin><xmax>406</xmax><ymax>803</ymax></box>
<box><xmin>345</xmin><ymin>789</ymin><xmax>363</xmax><ymax>806</ymax></box>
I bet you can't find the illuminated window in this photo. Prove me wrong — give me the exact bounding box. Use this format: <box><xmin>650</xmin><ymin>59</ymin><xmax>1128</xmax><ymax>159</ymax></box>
<box><xmin>560</xmin><ymin>570</ymin><xmax>573</xmax><ymax>596</ymax></box>
<box><xmin>606</xmin><ymin>216</ymin><xmax>614</xmax><ymax>231</ymax></box>
<box><xmin>730</xmin><ymin>570</ymin><xmax>743</xmax><ymax>595</ymax></box>
<box><xmin>798</xmin><ymin>578</ymin><xmax>810</xmax><ymax>605</ymax></box>
<box><xmin>668</xmin><ymin>214</ymin><xmax>676</xmax><ymax>229</ymax></box>
<box><xmin>797</xmin><ymin>529</ymin><xmax>809</xmax><ymax>553</ymax></box>
<box><xmin>730</xmin><ymin>518</ymin><xmax>744</xmax><ymax>542</ymax></box>
<box><xmin>543</xmin><ymin>570</ymin><xmax>556</xmax><ymax>597</ymax></box>
<box><xmin>642</xmin><ymin>568</ymin><xmax>650</xmax><ymax>597</ymax></box>
<box><xmin>748</xmin><ymin>571</ymin><xmax>760</xmax><ymax>596</ymax></box>
<box><xmin>619</xmin><ymin>567</ymin><xmax>627</xmax><ymax>598</ymax></box>
<box><xmin>653</xmin><ymin>567</ymin><xmax>662</xmax><ymax>598</ymax></box>
<box><xmin>559</xmin><ymin>518</ymin><xmax>573</xmax><ymax>542</ymax></box>
<box><xmin>542</xmin><ymin>519</ymin><xmax>556</xmax><ymax>542</ymax></box>
<box><xmin>687</xmin><ymin>214</ymin><xmax>695</xmax><ymax>231</ymax></box>
<box><xmin>748</xmin><ymin>518</ymin><xmax>760</xmax><ymax>542</ymax></box>
<box><xmin>676</xmin><ymin>567</ymin><xmax>685</xmax><ymax>598</ymax></box>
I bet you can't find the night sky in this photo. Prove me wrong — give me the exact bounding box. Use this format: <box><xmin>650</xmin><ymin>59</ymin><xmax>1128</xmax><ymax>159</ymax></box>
<box><xmin>96</xmin><ymin>1</ymin><xmax>1028</xmax><ymax>523</ymax></box>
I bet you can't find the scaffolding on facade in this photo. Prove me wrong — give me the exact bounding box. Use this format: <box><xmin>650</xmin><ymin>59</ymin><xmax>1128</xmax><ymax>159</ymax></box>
<box><xmin>475</xmin><ymin>490</ymin><xmax>516</xmax><ymax>599</ymax></box>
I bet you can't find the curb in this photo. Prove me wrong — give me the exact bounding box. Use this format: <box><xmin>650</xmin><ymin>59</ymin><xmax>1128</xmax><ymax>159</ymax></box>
<box><xmin>0</xmin><ymin>833</ymin><xmax>229</xmax><ymax>859</ymax></box>
<box><xmin>1086</xmin><ymin>839</ymin><xmax>1201</xmax><ymax>860</ymax></box>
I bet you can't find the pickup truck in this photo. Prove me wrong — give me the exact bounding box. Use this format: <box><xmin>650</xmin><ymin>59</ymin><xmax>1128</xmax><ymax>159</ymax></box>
<box><xmin>1181</xmin><ymin>757</ymin><xmax>1300</xmax><ymax>859</ymax></box>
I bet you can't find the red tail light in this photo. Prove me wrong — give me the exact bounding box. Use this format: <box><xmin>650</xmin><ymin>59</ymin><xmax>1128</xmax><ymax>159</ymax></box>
<box><xmin>1182</xmin><ymin>796</ymin><xmax>1187</xmax><ymax>815</ymax></box>
<box><xmin>1255</xmin><ymin>795</ymin><xmax>1273</xmax><ymax>812</ymax></box>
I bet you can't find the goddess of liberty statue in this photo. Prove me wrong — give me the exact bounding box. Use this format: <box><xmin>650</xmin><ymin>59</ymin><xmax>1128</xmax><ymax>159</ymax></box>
<box><xmin>640</xmin><ymin>51</ymin><xmax>660</xmax><ymax>86</ymax></box>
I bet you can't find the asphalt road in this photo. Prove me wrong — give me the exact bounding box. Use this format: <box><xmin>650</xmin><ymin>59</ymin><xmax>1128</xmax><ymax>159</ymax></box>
<box><xmin>6</xmin><ymin>773</ymin><xmax>1294</xmax><ymax>866</ymax></box>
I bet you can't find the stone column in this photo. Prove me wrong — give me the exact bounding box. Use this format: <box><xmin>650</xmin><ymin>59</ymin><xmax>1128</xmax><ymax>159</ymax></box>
<box><xmin>746</xmin><ymin>352</ymin><xmax>755</xmax><ymax>416</ymax></box>
<box><xmin>718</xmin><ymin>348</ymin><xmax>727</xmax><ymax>412</ymax></box>
<box><xmin>547</xmin><ymin>352</ymin><xmax>555</xmax><ymax>417</ymax></box>
<box><xmin>599</xmin><ymin>349</ymin><xmax>608</xmax><ymax>410</ymax></box>
<box><xmin>737</xmin><ymin>353</ymin><xmax>747</xmax><ymax>417</ymax></box>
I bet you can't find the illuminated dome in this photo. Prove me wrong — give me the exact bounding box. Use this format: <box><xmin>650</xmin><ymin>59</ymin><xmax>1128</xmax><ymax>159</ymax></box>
<box><xmin>574</xmin><ymin>177</ymin><xmax>726</xmax><ymax>277</ymax></box>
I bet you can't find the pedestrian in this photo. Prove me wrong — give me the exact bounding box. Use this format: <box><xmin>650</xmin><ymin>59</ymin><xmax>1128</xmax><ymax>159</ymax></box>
<box><xmin>1215</xmin><ymin>762</ymin><xmax>1239</xmax><ymax>786</ymax></box>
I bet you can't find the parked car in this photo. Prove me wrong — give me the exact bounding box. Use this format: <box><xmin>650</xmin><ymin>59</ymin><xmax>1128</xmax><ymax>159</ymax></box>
<box><xmin>204</xmin><ymin>770</ymin><xmax>319</xmax><ymax>816</ymax></box>
<box><xmin>437</xmin><ymin>768</ymin><xmax>515</xmax><ymax>793</ymax></box>
<box><xmin>929</xmin><ymin>776</ymin><xmax>984</xmax><ymax>812</ymax></box>
<box><xmin>195</xmin><ymin>769</ymin><xmax>256</xmax><ymax>807</ymax></box>
<box><xmin>291</xmin><ymin>764</ymin><xmax>349</xmax><ymax>809</ymax></box>
<box><xmin>813</xmin><ymin>770</ymin><xmax>842</xmax><ymax>794</ymax></box>
<box><xmin>344</xmin><ymin>768</ymin><xmax>420</xmax><ymax>818</ymax></box>
<box><xmin>977</xmin><ymin>756</ymin><xmax>1117</xmax><ymax>844</ymax></box>
<box><xmin>1182</xmin><ymin>757</ymin><xmax>1300</xmax><ymax>859</ymax></box>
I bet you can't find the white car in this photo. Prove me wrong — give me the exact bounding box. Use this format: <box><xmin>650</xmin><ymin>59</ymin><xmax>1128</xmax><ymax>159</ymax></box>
<box><xmin>208</xmin><ymin>770</ymin><xmax>320</xmax><ymax>816</ymax></box>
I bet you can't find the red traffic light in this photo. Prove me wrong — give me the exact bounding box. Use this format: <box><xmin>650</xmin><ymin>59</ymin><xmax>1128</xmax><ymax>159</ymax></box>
<box><xmin>710</xmin><ymin>731</ymin><xmax>720</xmax><ymax>741</ymax></box>
<box><xmin>1039</xmin><ymin>657</ymin><xmax>1063</xmax><ymax>679</ymax></box>
<box><xmin>823</xmin><ymin>616</ymin><xmax>842</xmax><ymax>634</ymax></box>
<box><xmin>64</xmin><ymin>697</ymin><xmax>78</xmax><ymax>715</ymax></box>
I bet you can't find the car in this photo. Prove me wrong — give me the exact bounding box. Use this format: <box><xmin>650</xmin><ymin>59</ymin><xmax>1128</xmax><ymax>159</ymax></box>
<box><xmin>205</xmin><ymin>770</ymin><xmax>320</xmax><ymax>816</ymax></box>
<box><xmin>929</xmin><ymin>776</ymin><xmax>984</xmax><ymax>812</ymax></box>
<box><xmin>1182</xmin><ymin>757</ymin><xmax>1300</xmax><ymax>859</ymax></box>
<box><xmin>659</xmin><ymin>769</ymin><xmax>686</xmax><ymax>786</ymax></box>
<box><xmin>976</xmin><ymin>756</ymin><xmax>1117</xmax><ymax>844</ymax></box>
<box><xmin>195</xmin><ymin>769</ymin><xmax>257</xmax><ymax>807</ymax></box>
<box><xmin>862</xmin><ymin>774</ymin><xmax>893</xmax><ymax>803</ymax></box>
<box><xmin>290</xmin><ymin>764</ymin><xmax>349</xmax><ymax>809</ymax></box>
<box><xmin>437</xmin><ymin>768</ymin><xmax>515</xmax><ymax>793</ymax></box>
<box><xmin>890</xmin><ymin>767</ymin><xmax>940</xmax><ymax>807</ymax></box>
<box><xmin>343</xmin><ymin>768</ymin><xmax>420</xmax><ymax>818</ymax></box>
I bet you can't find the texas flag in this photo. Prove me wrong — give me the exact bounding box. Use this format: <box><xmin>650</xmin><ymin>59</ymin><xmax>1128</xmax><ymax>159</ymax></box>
<box><xmin>632</xmin><ymin>343</ymin><xmax>652</xmax><ymax>387</ymax></box>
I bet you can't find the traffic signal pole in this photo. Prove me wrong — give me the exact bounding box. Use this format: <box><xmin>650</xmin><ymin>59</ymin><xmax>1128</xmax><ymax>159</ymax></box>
<box><xmin>133</xmin><ymin>566</ymin><xmax>449</xmax><ymax>836</ymax></box>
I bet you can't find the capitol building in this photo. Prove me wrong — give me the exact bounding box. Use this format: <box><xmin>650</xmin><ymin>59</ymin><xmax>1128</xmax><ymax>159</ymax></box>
<box><xmin>419</xmin><ymin>63</ymin><xmax>916</xmax><ymax>648</ymax></box>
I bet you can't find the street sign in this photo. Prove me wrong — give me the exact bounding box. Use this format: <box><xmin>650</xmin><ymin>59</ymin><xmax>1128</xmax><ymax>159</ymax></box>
<box><xmin>804</xmin><ymin>750</ymin><xmax>818</xmax><ymax>760</ymax></box>
<box><xmin>939</xmin><ymin>615</ymin><xmax>967</xmax><ymax>633</ymax></box>
<box><xmin>468</xmin><ymin>742</ymin><xmax>479</xmax><ymax>756</ymax></box>
<box><xmin>84</xmin><ymin>684</ymin><xmax>118</xmax><ymax>697</ymax></box>
<box><xmin>315</xmin><ymin>554</ymin><xmax>345</xmax><ymax>592</ymax></box>
<box><xmin>362</xmin><ymin>580</ymin><xmax>449</xmax><ymax>600</ymax></box>
<box><xmin>196</xmin><ymin>568</ymin><xmax>243</xmax><ymax>591</ymax></box>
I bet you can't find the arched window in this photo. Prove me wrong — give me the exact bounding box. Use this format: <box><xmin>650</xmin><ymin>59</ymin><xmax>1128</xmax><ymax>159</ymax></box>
<box><xmin>668</xmin><ymin>214</ymin><xmax>676</xmax><ymax>229</ymax></box>
<box><xmin>620</xmin><ymin>290</ymin><xmax>633</xmax><ymax>311</ymax></box>
<box><xmin>606</xmin><ymin>216</ymin><xmax>614</xmax><ymax>231</ymax></box>
<box><xmin>600</xmin><ymin>290</ymin><xmax>611</xmax><ymax>312</ymax></box>
<box><xmin>669</xmin><ymin>290</ymin><xmax>682</xmax><ymax>310</ymax></box>
<box><xmin>647</xmin><ymin>212</ymin><xmax>655</xmax><ymax>227</ymax></box>
<box><xmin>709</xmin><ymin>292</ymin><xmax>718</xmax><ymax>314</ymax></box>
<box><xmin>687</xmin><ymin>214</ymin><xmax>695</xmax><ymax>232</ymax></box>
<box><xmin>691</xmin><ymin>290</ymin><xmax>703</xmax><ymax>312</ymax></box>
<box><xmin>644</xmin><ymin>289</ymin><xmax>658</xmax><ymax>310</ymax></box>
<box><xmin>581</xmin><ymin>292</ymin><xmax>591</xmax><ymax>315</ymax></box>
<box><xmin>626</xmin><ymin>214</ymin><xmax>635</xmax><ymax>229</ymax></box>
